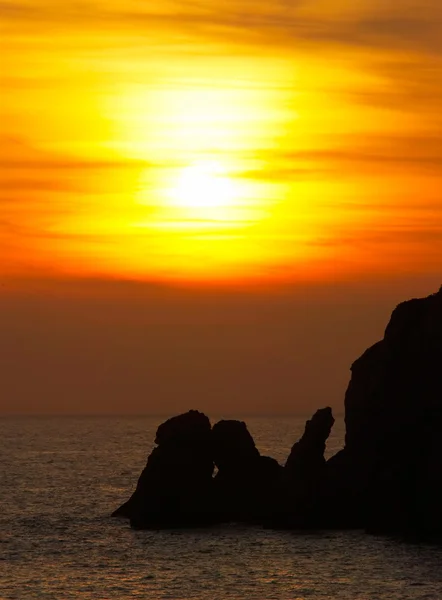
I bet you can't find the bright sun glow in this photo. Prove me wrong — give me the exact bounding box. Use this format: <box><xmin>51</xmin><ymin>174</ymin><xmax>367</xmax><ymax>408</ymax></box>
<box><xmin>25</xmin><ymin>56</ymin><xmax>348</xmax><ymax>284</ymax></box>
<box><xmin>170</xmin><ymin>161</ymin><xmax>236</xmax><ymax>210</ymax></box>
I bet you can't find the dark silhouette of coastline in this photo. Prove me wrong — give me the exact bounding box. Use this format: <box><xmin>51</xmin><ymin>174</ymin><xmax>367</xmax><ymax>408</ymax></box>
<box><xmin>113</xmin><ymin>286</ymin><xmax>442</xmax><ymax>540</ymax></box>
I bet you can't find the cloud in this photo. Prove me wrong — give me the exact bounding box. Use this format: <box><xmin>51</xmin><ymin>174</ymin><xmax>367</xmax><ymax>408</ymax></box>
<box><xmin>2</xmin><ymin>1</ymin><xmax>442</xmax><ymax>56</ymax></box>
<box><xmin>2</xmin><ymin>1</ymin><xmax>442</xmax><ymax>286</ymax></box>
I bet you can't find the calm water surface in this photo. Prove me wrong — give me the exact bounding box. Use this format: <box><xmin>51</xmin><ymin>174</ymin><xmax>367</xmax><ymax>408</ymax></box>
<box><xmin>1</xmin><ymin>416</ymin><xmax>442</xmax><ymax>599</ymax></box>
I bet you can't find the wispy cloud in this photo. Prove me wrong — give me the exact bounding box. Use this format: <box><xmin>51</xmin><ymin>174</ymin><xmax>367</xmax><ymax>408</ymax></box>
<box><xmin>1</xmin><ymin>0</ymin><xmax>442</xmax><ymax>283</ymax></box>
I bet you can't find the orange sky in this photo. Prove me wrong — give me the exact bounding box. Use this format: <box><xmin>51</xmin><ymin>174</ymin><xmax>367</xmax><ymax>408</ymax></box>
<box><xmin>0</xmin><ymin>1</ymin><xmax>441</xmax><ymax>414</ymax></box>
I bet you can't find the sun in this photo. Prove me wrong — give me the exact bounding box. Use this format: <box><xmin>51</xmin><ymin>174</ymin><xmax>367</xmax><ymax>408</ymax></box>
<box><xmin>170</xmin><ymin>160</ymin><xmax>237</xmax><ymax>211</ymax></box>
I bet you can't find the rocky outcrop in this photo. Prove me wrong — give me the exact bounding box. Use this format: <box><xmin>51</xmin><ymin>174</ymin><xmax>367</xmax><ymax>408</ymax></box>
<box><xmin>278</xmin><ymin>408</ymin><xmax>335</xmax><ymax>526</ymax></box>
<box><xmin>113</xmin><ymin>414</ymin><xmax>285</xmax><ymax>527</ymax></box>
<box><xmin>326</xmin><ymin>286</ymin><xmax>442</xmax><ymax>537</ymax></box>
<box><xmin>212</xmin><ymin>420</ymin><xmax>260</xmax><ymax>471</ymax></box>
<box><xmin>112</xmin><ymin>410</ymin><xmax>215</xmax><ymax>528</ymax></box>
<box><xmin>285</xmin><ymin>407</ymin><xmax>335</xmax><ymax>483</ymax></box>
<box><xmin>111</xmin><ymin>287</ymin><xmax>441</xmax><ymax>537</ymax></box>
<box><xmin>211</xmin><ymin>420</ymin><xmax>282</xmax><ymax>522</ymax></box>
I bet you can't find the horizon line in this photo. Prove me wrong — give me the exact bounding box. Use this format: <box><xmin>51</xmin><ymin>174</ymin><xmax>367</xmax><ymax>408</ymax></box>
<box><xmin>0</xmin><ymin>411</ymin><xmax>345</xmax><ymax>419</ymax></box>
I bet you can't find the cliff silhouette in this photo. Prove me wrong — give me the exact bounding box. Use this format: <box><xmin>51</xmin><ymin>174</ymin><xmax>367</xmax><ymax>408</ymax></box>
<box><xmin>112</xmin><ymin>286</ymin><xmax>442</xmax><ymax>540</ymax></box>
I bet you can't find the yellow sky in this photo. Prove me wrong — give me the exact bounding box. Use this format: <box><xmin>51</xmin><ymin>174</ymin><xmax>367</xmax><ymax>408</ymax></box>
<box><xmin>1</xmin><ymin>0</ymin><xmax>442</xmax><ymax>285</ymax></box>
<box><xmin>1</xmin><ymin>1</ymin><xmax>442</xmax><ymax>416</ymax></box>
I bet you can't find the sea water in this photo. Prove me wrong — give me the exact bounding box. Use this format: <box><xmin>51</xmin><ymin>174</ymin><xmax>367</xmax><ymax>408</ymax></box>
<box><xmin>1</xmin><ymin>415</ymin><xmax>442</xmax><ymax>599</ymax></box>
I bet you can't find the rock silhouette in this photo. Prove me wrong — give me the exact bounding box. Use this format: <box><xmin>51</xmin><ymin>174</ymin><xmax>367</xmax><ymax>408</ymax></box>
<box><xmin>327</xmin><ymin>286</ymin><xmax>442</xmax><ymax>538</ymax></box>
<box><xmin>112</xmin><ymin>287</ymin><xmax>441</xmax><ymax>539</ymax></box>
<box><xmin>212</xmin><ymin>420</ymin><xmax>282</xmax><ymax>523</ymax></box>
<box><xmin>112</xmin><ymin>410</ymin><xmax>215</xmax><ymax>528</ymax></box>
<box><xmin>285</xmin><ymin>407</ymin><xmax>335</xmax><ymax>484</ymax></box>
<box><xmin>280</xmin><ymin>407</ymin><xmax>335</xmax><ymax>526</ymax></box>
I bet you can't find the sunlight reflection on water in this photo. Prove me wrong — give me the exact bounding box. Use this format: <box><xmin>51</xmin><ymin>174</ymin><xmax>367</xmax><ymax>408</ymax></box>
<box><xmin>1</xmin><ymin>416</ymin><xmax>442</xmax><ymax>599</ymax></box>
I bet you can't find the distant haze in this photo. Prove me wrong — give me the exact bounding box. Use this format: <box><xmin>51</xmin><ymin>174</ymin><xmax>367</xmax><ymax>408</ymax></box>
<box><xmin>1</xmin><ymin>275</ymin><xmax>439</xmax><ymax>415</ymax></box>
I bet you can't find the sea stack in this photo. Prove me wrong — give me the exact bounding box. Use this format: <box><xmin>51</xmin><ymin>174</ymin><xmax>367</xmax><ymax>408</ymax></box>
<box><xmin>280</xmin><ymin>407</ymin><xmax>335</xmax><ymax>526</ymax></box>
<box><xmin>112</xmin><ymin>410</ymin><xmax>215</xmax><ymax>528</ymax></box>
<box><xmin>211</xmin><ymin>419</ymin><xmax>282</xmax><ymax>523</ymax></box>
<box><xmin>111</xmin><ymin>287</ymin><xmax>442</xmax><ymax>538</ymax></box>
<box><xmin>326</xmin><ymin>286</ymin><xmax>442</xmax><ymax>538</ymax></box>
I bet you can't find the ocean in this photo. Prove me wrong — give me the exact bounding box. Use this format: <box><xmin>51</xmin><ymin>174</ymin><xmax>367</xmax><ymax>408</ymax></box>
<box><xmin>1</xmin><ymin>415</ymin><xmax>442</xmax><ymax>599</ymax></box>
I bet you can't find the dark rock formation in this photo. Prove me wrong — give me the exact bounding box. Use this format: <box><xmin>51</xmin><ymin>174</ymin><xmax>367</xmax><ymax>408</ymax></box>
<box><xmin>279</xmin><ymin>407</ymin><xmax>335</xmax><ymax>526</ymax></box>
<box><xmin>113</xmin><ymin>414</ymin><xmax>284</xmax><ymax>527</ymax></box>
<box><xmin>285</xmin><ymin>407</ymin><xmax>335</xmax><ymax>483</ymax></box>
<box><xmin>212</xmin><ymin>420</ymin><xmax>260</xmax><ymax>471</ymax></box>
<box><xmin>112</xmin><ymin>410</ymin><xmax>215</xmax><ymax>528</ymax></box>
<box><xmin>326</xmin><ymin>286</ymin><xmax>442</xmax><ymax>538</ymax></box>
<box><xmin>211</xmin><ymin>419</ymin><xmax>282</xmax><ymax>523</ymax></box>
<box><xmin>111</xmin><ymin>287</ymin><xmax>441</xmax><ymax>537</ymax></box>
